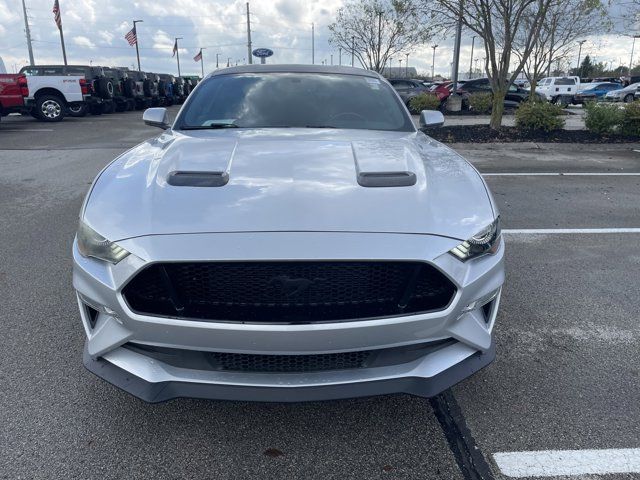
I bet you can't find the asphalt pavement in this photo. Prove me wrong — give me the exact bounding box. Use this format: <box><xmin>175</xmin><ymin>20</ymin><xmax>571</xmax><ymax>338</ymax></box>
<box><xmin>0</xmin><ymin>110</ymin><xmax>639</xmax><ymax>479</ymax></box>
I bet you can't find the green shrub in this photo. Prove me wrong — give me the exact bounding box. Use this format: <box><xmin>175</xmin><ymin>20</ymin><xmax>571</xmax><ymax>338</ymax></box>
<box><xmin>515</xmin><ymin>101</ymin><xmax>565</xmax><ymax>132</ymax></box>
<box><xmin>408</xmin><ymin>93</ymin><xmax>441</xmax><ymax>113</ymax></box>
<box><xmin>621</xmin><ymin>101</ymin><xmax>640</xmax><ymax>137</ymax></box>
<box><xmin>468</xmin><ymin>92</ymin><xmax>492</xmax><ymax>113</ymax></box>
<box><xmin>584</xmin><ymin>102</ymin><xmax>623</xmax><ymax>134</ymax></box>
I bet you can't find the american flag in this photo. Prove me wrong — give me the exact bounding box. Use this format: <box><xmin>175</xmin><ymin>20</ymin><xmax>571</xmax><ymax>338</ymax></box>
<box><xmin>52</xmin><ymin>0</ymin><xmax>62</xmax><ymax>30</ymax></box>
<box><xmin>125</xmin><ymin>26</ymin><xmax>137</xmax><ymax>46</ymax></box>
<box><xmin>172</xmin><ymin>40</ymin><xmax>178</xmax><ymax>57</ymax></box>
<box><xmin>193</xmin><ymin>49</ymin><xmax>202</xmax><ymax>62</ymax></box>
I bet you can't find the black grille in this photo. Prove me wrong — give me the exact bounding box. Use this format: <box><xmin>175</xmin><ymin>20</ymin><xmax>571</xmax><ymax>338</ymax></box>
<box><xmin>122</xmin><ymin>261</ymin><xmax>456</xmax><ymax>323</ymax></box>
<box><xmin>211</xmin><ymin>351</ymin><xmax>369</xmax><ymax>373</ymax></box>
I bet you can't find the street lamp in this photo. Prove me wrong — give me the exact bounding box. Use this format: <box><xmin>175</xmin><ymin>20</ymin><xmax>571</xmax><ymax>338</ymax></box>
<box><xmin>431</xmin><ymin>44</ymin><xmax>438</xmax><ymax>81</ymax></box>
<box><xmin>576</xmin><ymin>39</ymin><xmax>587</xmax><ymax>77</ymax></box>
<box><xmin>469</xmin><ymin>35</ymin><xmax>476</xmax><ymax>79</ymax></box>
<box><xmin>405</xmin><ymin>52</ymin><xmax>409</xmax><ymax>77</ymax></box>
<box><xmin>629</xmin><ymin>35</ymin><xmax>640</xmax><ymax>77</ymax></box>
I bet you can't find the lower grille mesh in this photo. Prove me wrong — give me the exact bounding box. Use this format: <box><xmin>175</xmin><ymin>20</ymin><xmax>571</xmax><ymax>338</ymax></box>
<box><xmin>210</xmin><ymin>351</ymin><xmax>369</xmax><ymax>373</ymax></box>
<box><xmin>122</xmin><ymin>261</ymin><xmax>456</xmax><ymax>323</ymax></box>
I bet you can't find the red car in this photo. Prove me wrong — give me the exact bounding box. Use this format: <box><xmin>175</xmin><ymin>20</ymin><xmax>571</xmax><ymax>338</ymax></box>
<box><xmin>0</xmin><ymin>74</ymin><xmax>29</xmax><ymax>124</ymax></box>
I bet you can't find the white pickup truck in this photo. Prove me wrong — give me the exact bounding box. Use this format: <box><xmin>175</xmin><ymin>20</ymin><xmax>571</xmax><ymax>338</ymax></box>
<box><xmin>19</xmin><ymin>65</ymin><xmax>110</xmax><ymax>121</ymax></box>
<box><xmin>536</xmin><ymin>76</ymin><xmax>580</xmax><ymax>104</ymax></box>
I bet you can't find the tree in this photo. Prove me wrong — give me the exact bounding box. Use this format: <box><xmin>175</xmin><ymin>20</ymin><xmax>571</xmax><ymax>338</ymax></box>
<box><xmin>579</xmin><ymin>55</ymin><xmax>595</xmax><ymax>77</ymax></box>
<box><xmin>431</xmin><ymin>0</ymin><xmax>554</xmax><ymax>129</ymax></box>
<box><xmin>328</xmin><ymin>0</ymin><xmax>433</xmax><ymax>73</ymax></box>
<box><xmin>514</xmin><ymin>0</ymin><xmax>609</xmax><ymax>95</ymax></box>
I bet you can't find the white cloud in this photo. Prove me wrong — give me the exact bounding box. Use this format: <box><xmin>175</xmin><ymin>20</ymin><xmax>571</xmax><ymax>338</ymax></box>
<box><xmin>73</xmin><ymin>36</ymin><xmax>96</xmax><ymax>48</ymax></box>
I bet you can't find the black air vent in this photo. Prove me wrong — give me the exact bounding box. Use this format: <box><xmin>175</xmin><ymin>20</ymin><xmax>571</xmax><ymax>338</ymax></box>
<box><xmin>357</xmin><ymin>171</ymin><xmax>416</xmax><ymax>187</ymax></box>
<box><xmin>167</xmin><ymin>171</ymin><xmax>229</xmax><ymax>187</ymax></box>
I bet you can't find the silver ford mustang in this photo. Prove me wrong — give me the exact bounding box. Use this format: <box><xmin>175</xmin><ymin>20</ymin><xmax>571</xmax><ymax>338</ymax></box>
<box><xmin>74</xmin><ymin>65</ymin><xmax>504</xmax><ymax>403</ymax></box>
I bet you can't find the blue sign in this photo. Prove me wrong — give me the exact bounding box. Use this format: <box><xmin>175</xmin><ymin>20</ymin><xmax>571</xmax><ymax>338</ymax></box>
<box><xmin>252</xmin><ymin>48</ymin><xmax>274</xmax><ymax>58</ymax></box>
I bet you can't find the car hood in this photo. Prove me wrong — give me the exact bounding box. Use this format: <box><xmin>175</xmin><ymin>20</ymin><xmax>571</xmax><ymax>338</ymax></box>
<box><xmin>84</xmin><ymin>129</ymin><xmax>495</xmax><ymax>241</ymax></box>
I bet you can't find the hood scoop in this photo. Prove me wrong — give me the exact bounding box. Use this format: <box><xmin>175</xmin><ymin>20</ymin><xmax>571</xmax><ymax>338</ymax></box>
<box><xmin>352</xmin><ymin>140</ymin><xmax>417</xmax><ymax>188</ymax></box>
<box><xmin>167</xmin><ymin>171</ymin><xmax>229</xmax><ymax>187</ymax></box>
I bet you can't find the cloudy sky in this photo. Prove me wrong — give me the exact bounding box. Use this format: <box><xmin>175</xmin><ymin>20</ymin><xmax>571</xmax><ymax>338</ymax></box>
<box><xmin>0</xmin><ymin>0</ymin><xmax>634</xmax><ymax>77</ymax></box>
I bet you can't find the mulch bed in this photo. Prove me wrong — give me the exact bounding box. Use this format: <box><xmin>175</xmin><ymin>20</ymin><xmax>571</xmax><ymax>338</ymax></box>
<box><xmin>427</xmin><ymin>125</ymin><xmax>640</xmax><ymax>143</ymax></box>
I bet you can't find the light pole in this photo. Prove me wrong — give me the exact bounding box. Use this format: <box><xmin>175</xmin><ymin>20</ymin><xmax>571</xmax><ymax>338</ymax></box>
<box><xmin>405</xmin><ymin>53</ymin><xmax>409</xmax><ymax>77</ymax></box>
<box><xmin>629</xmin><ymin>36</ymin><xmax>640</xmax><ymax>77</ymax></box>
<box><xmin>216</xmin><ymin>53</ymin><xmax>219</xmax><ymax>69</ymax></box>
<box><xmin>311</xmin><ymin>23</ymin><xmax>315</xmax><ymax>64</ymax></box>
<box><xmin>576</xmin><ymin>39</ymin><xmax>586</xmax><ymax>77</ymax></box>
<box><xmin>469</xmin><ymin>35</ymin><xmax>476</xmax><ymax>79</ymax></box>
<box><xmin>339</xmin><ymin>47</ymin><xmax>342</xmax><ymax>66</ymax></box>
<box><xmin>133</xmin><ymin>19</ymin><xmax>143</xmax><ymax>71</ymax></box>
<box><xmin>399</xmin><ymin>58</ymin><xmax>402</xmax><ymax>76</ymax></box>
<box><xmin>431</xmin><ymin>44</ymin><xmax>438</xmax><ymax>81</ymax></box>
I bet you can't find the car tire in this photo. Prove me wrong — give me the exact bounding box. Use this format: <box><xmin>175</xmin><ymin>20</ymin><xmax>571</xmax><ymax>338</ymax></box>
<box><xmin>68</xmin><ymin>103</ymin><xmax>88</xmax><ymax>117</ymax></box>
<box><xmin>624</xmin><ymin>93</ymin><xmax>634</xmax><ymax>103</ymax></box>
<box><xmin>90</xmin><ymin>103</ymin><xmax>103</xmax><ymax>115</ymax></box>
<box><xmin>114</xmin><ymin>101</ymin><xmax>126</xmax><ymax>112</ymax></box>
<box><xmin>35</xmin><ymin>94</ymin><xmax>65</xmax><ymax>122</ymax></box>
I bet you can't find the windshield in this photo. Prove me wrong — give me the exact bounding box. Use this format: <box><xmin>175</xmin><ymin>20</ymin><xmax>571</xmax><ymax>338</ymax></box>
<box><xmin>177</xmin><ymin>72</ymin><xmax>414</xmax><ymax>131</ymax></box>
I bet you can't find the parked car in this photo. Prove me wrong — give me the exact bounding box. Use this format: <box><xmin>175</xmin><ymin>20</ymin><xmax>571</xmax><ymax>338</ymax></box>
<box><xmin>604</xmin><ymin>82</ymin><xmax>640</xmax><ymax>103</ymax></box>
<box><xmin>103</xmin><ymin>68</ymin><xmax>135</xmax><ymax>112</ymax></box>
<box><xmin>388</xmin><ymin>78</ymin><xmax>431</xmax><ymax>112</ymax></box>
<box><xmin>124</xmin><ymin>70</ymin><xmax>150</xmax><ymax>109</ymax></box>
<box><xmin>457</xmin><ymin>78</ymin><xmax>543</xmax><ymax>109</ymax></box>
<box><xmin>173</xmin><ymin>76</ymin><xmax>186</xmax><ymax>103</ymax></box>
<box><xmin>537</xmin><ymin>76</ymin><xmax>580</xmax><ymax>104</ymax></box>
<box><xmin>143</xmin><ymin>72</ymin><xmax>161</xmax><ymax>106</ymax></box>
<box><xmin>76</xmin><ymin>64</ymin><xmax>504</xmax><ymax>403</ymax></box>
<box><xmin>0</xmin><ymin>74</ymin><xmax>29</xmax><ymax>124</ymax></box>
<box><xmin>157</xmin><ymin>74</ymin><xmax>176</xmax><ymax>106</ymax></box>
<box><xmin>572</xmin><ymin>82</ymin><xmax>622</xmax><ymax>104</ymax></box>
<box><xmin>19</xmin><ymin>65</ymin><xmax>93</xmax><ymax>121</ymax></box>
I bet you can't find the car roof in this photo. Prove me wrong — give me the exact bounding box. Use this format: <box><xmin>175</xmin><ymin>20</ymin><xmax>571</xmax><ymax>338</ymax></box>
<box><xmin>207</xmin><ymin>64</ymin><xmax>382</xmax><ymax>79</ymax></box>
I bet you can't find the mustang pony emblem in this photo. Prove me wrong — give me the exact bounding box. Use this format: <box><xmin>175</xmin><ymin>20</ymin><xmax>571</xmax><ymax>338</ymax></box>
<box><xmin>268</xmin><ymin>275</ymin><xmax>325</xmax><ymax>298</ymax></box>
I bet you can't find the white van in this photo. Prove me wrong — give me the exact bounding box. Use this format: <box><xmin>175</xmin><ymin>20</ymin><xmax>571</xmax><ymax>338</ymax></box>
<box><xmin>537</xmin><ymin>77</ymin><xmax>580</xmax><ymax>102</ymax></box>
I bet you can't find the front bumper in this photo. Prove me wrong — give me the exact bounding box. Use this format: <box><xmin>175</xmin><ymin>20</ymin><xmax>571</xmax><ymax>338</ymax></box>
<box><xmin>74</xmin><ymin>231</ymin><xmax>504</xmax><ymax>402</ymax></box>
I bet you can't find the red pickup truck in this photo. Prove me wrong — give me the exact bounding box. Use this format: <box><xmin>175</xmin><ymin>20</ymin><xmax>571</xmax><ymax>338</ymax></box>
<box><xmin>0</xmin><ymin>74</ymin><xmax>30</xmax><ymax>123</ymax></box>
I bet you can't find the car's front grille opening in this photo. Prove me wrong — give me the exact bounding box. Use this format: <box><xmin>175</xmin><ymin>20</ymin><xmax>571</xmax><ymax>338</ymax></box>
<box><xmin>124</xmin><ymin>339</ymin><xmax>457</xmax><ymax>374</ymax></box>
<box><xmin>122</xmin><ymin>261</ymin><xmax>457</xmax><ymax>324</ymax></box>
<box><xmin>482</xmin><ymin>300</ymin><xmax>495</xmax><ymax>324</ymax></box>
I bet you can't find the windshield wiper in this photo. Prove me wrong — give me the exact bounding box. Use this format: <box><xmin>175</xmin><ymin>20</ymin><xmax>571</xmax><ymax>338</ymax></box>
<box><xmin>181</xmin><ymin>123</ymin><xmax>238</xmax><ymax>130</ymax></box>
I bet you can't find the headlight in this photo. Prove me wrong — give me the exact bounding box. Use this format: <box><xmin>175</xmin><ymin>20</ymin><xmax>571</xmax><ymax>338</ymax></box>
<box><xmin>76</xmin><ymin>220</ymin><xmax>130</xmax><ymax>264</ymax></box>
<box><xmin>449</xmin><ymin>217</ymin><xmax>501</xmax><ymax>261</ymax></box>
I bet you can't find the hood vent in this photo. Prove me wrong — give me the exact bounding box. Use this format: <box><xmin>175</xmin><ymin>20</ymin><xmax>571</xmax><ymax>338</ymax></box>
<box><xmin>167</xmin><ymin>171</ymin><xmax>229</xmax><ymax>187</ymax></box>
<box><xmin>357</xmin><ymin>171</ymin><xmax>416</xmax><ymax>188</ymax></box>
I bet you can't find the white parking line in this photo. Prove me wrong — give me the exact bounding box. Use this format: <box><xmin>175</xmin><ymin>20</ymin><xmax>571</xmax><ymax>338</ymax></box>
<box><xmin>504</xmin><ymin>228</ymin><xmax>640</xmax><ymax>234</ymax></box>
<box><xmin>494</xmin><ymin>448</ymin><xmax>640</xmax><ymax>478</ymax></box>
<box><xmin>0</xmin><ymin>129</ymin><xmax>54</xmax><ymax>132</ymax></box>
<box><xmin>482</xmin><ymin>172</ymin><xmax>640</xmax><ymax>176</ymax></box>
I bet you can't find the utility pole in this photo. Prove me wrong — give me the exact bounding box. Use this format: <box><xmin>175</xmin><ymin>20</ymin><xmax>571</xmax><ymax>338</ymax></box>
<box><xmin>351</xmin><ymin>36</ymin><xmax>355</xmax><ymax>67</ymax></box>
<box><xmin>405</xmin><ymin>53</ymin><xmax>409</xmax><ymax>77</ymax></box>
<box><xmin>339</xmin><ymin>47</ymin><xmax>342</xmax><ymax>66</ymax></box>
<box><xmin>399</xmin><ymin>58</ymin><xmax>402</xmax><ymax>77</ymax></box>
<box><xmin>311</xmin><ymin>23</ymin><xmax>315</xmax><ymax>64</ymax></box>
<box><xmin>377</xmin><ymin>10</ymin><xmax>382</xmax><ymax>71</ymax></box>
<box><xmin>21</xmin><ymin>0</ymin><xmax>35</xmax><ymax>66</ymax></box>
<box><xmin>431</xmin><ymin>45</ymin><xmax>438</xmax><ymax>81</ymax></box>
<box><xmin>246</xmin><ymin>2</ymin><xmax>253</xmax><ymax>64</ymax></box>
<box><xmin>227</xmin><ymin>57</ymin><xmax>231</xmax><ymax>67</ymax></box>
<box><xmin>216</xmin><ymin>53</ymin><xmax>220</xmax><ymax>68</ymax></box>
<box><xmin>576</xmin><ymin>39</ymin><xmax>586</xmax><ymax>77</ymax></box>
<box><xmin>175</xmin><ymin>37</ymin><xmax>183</xmax><ymax>76</ymax></box>
<box><xmin>469</xmin><ymin>35</ymin><xmax>476</xmax><ymax>79</ymax></box>
<box><xmin>330</xmin><ymin>54</ymin><xmax>333</xmax><ymax>66</ymax></box>
<box><xmin>133</xmin><ymin>19</ymin><xmax>143</xmax><ymax>71</ymax></box>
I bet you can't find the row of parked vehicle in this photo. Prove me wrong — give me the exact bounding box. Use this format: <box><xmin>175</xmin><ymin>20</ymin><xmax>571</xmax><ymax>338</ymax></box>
<box><xmin>388</xmin><ymin>77</ymin><xmax>542</xmax><ymax>112</ymax></box>
<box><xmin>0</xmin><ymin>65</ymin><xmax>200</xmax><ymax>124</ymax></box>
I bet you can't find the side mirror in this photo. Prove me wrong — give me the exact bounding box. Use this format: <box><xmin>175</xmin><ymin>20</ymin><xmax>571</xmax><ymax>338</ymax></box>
<box><xmin>143</xmin><ymin>107</ymin><xmax>170</xmax><ymax>130</ymax></box>
<box><xmin>419</xmin><ymin>110</ymin><xmax>445</xmax><ymax>129</ymax></box>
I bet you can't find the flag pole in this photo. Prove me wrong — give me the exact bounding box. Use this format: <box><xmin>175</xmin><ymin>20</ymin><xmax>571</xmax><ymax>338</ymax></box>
<box><xmin>53</xmin><ymin>0</ymin><xmax>67</xmax><ymax>65</ymax></box>
<box><xmin>174</xmin><ymin>37</ymin><xmax>183</xmax><ymax>77</ymax></box>
<box><xmin>133</xmin><ymin>20</ymin><xmax>143</xmax><ymax>71</ymax></box>
<box><xmin>200</xmin><ymin>49</ymin><xmax>205</xmax><ymax>77</ymax></box>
